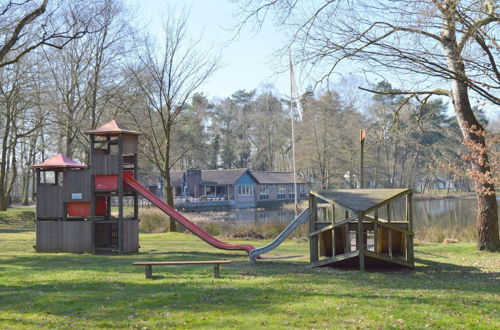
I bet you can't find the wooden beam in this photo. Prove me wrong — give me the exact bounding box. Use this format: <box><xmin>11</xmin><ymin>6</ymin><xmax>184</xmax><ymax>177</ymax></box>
<box><xmin>118</xmin><ymin>134</ymin><xmax>124</xmax><ymax>254</ymax></box>
<box><xmin>309</xmin><ymin>215</ymin><xmax>358</xmax><ymax>236</ymax></box>
<box><xmin>374</xmin><ymin>209</ymin><xmax>379</xmax><ymax>253</ymax></box>
<box><xmin>387</xmin><ymin>203</ymin><xmax>392</xmax><ymax>258</ymax></box>
<box><xmin>357</xmin><ymin>211</ymin><xmax>365</xmax><ymax>271</ymax></box>
<box><xmin>309</xmin><ymin>194</ymin><xmax>318</xmax><ymax>263</ymax></box>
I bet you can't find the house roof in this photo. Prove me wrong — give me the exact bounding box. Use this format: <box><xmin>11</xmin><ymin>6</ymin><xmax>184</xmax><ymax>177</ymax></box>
<box><xmin>31</xmin><ymin>154</ymin><xmax>87</xmax><ymax>169</ymax></box>
<box><xmin>170</xmin><ymin>168</ymin><xmax>306</xmax><ymax>186</ymax></box>
<box><xmin>251</xmin><ymin>171</ymin><xmax>306</xmax><ymax>184</ymax></box>
<box><xmin>170</xmin><ymin>171</ymin><xmax>184</xmax><ymax>186</ymax></box>
<box><xmin>84</xmin><ymin>120</ymin><xmax>140</xmax><ymax>136</ymax></box>
<box><xmin>201</xmin><ymin>169</ymin><xmax>249</xmax><ymax>185</ymax></box>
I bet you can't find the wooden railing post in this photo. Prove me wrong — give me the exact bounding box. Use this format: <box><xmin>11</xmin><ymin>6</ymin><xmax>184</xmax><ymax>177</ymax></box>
<box><xmin>387</xmin><ymin>203</ymin><xmax>392</xmax><ymax>258</ymax></box>
<box><xmin>309</xmin><ymin>194</ymin><xmax>318</xmax><ymax>263</ymax></box>
<box><xmin>406</xmin><ymin>192</ymin><xmax>414</xmax><ymax>264</ymax></box>
<box><xmin>357</xmin><ymin>211</ymin><xmax>365</xmax><ymax>271</ymax></box>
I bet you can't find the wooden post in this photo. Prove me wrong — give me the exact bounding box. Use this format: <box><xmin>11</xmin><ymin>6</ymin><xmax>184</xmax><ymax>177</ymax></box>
<box><xmin>90</xmin><ymin>175</ymin><xmax>95</xmax><ymax>253</ymax></box>
<box><xmin>145</xmin><ymin>265</ymin><xmax>153</xmax><ymax>279</ymax></box>
<box><xmin>387</xmin><ymin>203</ymin><xmax>392</xmax><ymax>258</ymax></box>
<box><xmin>344</xmin><ymin>223</ymin><xmax>350</xmax><ymax>253</ymax></box>
<box><xmin>118</xmin><ymin>134</ymin><xmax>124</xmax><ymax>253</ymax></box>
<box><xmin>357</xmin><ymin>211</ymin><xmax>365</xmax><ymax>271</ymax></box>
<box><xmin>374</xmin><ymin>209</ymin><xmax>379</xmax><ymax>252</ymax></box>
<box><xmin>407</xmin><ymin>192</ymin><xmax>414</xmax><ymax>264</ymax></box>
<box><xmin>331</xmin><ymin>227</ymin><xmax>336</xmax><ymax>258</ymax></box>
<box><xmin>35</xmin><ymin>169</ymin><xmax>40</xmax><ymax>221</ymax></box>
<box><xmin>344</xmin><ymin>209</ymin><xmax>350</xmax><ymax>253</ymax></box>
<box><xmin>359</xmin><ymin>129</ymin><xmax>366</xmax><ymax>189</ymax></box>
<box><xmin>309</xmin><ymin>194</ymin><xmax>318</xmax><ymax>263</ymax></box>
<box><xmin>133</xmin><ymin>153</ymin><xmax>139</xmax><ymax>220</ymax></box>
<box><xmin>213</xmin><ymin>264</ymin><xmax>220</xmax><ymax>278</ymax></box>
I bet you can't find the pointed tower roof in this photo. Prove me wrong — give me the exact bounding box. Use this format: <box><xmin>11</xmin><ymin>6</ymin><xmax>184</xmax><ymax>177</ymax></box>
<box><xmin>84</xmin><ymin>120</ymin><xmax>140</xmax><ymax>136</ymax></box>
<box><xmin>31</xmin><ymin>154</ymin><xmax>88</xmax><ymax>169</ymax></box>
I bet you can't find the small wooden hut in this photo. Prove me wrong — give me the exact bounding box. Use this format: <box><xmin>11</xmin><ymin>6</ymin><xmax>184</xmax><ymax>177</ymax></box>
<box><xmin>309</xmin><ymin>189</ymin><xmax>414</xmax><ymax>270</ymax></box>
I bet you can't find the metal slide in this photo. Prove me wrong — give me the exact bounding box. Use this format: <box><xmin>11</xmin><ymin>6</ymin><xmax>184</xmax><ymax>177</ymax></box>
<box><xmin>123</xmin><ymin>173</ymin><xmax>255</xmax><ymax>255</ymax></box>
<box><xmin>248</xmin><ymin>208</ymin><xmax>309</xmax><ymax>263</ymax></box>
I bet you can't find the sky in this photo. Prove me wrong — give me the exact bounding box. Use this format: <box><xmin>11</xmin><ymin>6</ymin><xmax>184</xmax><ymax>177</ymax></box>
<box><xmin>130</xmin><ymin>0</ymin><xmax>292</xmax><ymax>100</ymax></box>
<box><xmin>129</xmin><ymin>1</ymin><xmax>498</xmax><ymax>121</ymax></box>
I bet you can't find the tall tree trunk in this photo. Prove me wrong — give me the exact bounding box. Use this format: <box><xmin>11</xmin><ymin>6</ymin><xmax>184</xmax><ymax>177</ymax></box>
<box><xmin>0</xmin><ymin>111</ymin><xmax>11</xmax><ymax>210</ymax></box>
<box><xmin>442</xmin><ymin>13</ymin><xmax>499</xmax><ymax>251</ymax></box>
<box><xmin>163</xmin><ymin>125</ymin><xmax>177</xmax><ymax>232</ymax></box>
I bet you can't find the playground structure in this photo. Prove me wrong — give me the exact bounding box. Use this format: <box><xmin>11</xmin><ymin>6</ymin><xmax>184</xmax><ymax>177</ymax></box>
<box><xmin>32</xmin><ymin>120</ymin><xmax>254</xmax><ymax>255</ymax></box>
<box><xmin>308</xmin><ymin>189</ymin><xmax>415</xmax><ymax>270</ymax></box>
<box><xmin>32</xmin><ymin>119</ymin><xmax>414</xmax><ymax>271</ymax></box>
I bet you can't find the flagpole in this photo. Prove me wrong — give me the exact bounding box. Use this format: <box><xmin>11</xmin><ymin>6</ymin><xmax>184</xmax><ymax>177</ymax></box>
<box><xmin>289</xmin><ymin>52</ymin><xmax>298</xmax><ymax>216</ymax></box>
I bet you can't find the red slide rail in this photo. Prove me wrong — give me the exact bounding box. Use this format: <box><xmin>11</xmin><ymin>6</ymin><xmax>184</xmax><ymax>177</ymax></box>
<box><xmin>123</xmin><ymin>173</ymin><xmax>255</xmax><ymax>255</ymax></box>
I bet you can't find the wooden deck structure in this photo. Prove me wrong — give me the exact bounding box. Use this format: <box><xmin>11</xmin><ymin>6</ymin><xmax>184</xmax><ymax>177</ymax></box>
<box><xmin>309</xmin><ymin>189</ymin><xmax>414</xmax><ymax>270</ymax></box>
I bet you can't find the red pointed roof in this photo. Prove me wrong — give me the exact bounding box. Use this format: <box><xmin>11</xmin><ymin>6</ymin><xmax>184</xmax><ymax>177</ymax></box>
<box><xmin>31</xmin><ymin>154</ymin><xmax>87</xmax><ymax>169</ymax></box>
<box><xmin>84</xmin><ymin>120</ymin><xmax>140</xmax><ymax>136</ymax></box>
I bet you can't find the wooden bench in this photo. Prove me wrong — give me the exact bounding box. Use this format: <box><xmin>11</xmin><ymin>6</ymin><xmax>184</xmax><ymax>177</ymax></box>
<box><xmin>133</xmin><ymin>260</ymin><xmax>232</xmax><ymax>279</ymax></box>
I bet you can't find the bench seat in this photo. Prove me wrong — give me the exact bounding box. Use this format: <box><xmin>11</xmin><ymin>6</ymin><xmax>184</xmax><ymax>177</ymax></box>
<box><xmin>133</xmin><ymin>260</ymin><xmax>232</xmax><ymax>279</ymax></box>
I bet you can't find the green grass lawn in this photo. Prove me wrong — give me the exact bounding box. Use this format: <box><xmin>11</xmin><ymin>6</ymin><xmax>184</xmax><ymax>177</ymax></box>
<box><xmin>1</xmin><ymin>207</ymin><xmax>499</xmax><ymax>329</ymax></box>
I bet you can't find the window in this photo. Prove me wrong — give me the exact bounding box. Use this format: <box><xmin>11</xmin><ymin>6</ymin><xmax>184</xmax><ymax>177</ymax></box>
<box><xmin>204</xmin><ymin>185</ymin><xmax>216</xmax><ymax>197</ymax></box>
<box><xmin>238</xmin><ymin>185</ymin><xmax>254</xmax><ymax>196</ymax></box>
<box><xmin>299</xmin><ymin>184</ymin><xmax>308</xmax><ymax>198</ymax></box>
<box><xmin>277</xmin><ymin>184</ymin><xmax>287</xmax><ymax>199</ymax></box>
<box><xmin>259</xmin><ymin>185</ymin><xmax>270</xmax><ymax>200</ymax></box>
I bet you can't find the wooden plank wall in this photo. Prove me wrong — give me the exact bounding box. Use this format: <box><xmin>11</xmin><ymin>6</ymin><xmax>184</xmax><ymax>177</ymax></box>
<box><xmin>36</xmin><ymin>221</ymin><xmax>63</xmax><ymax>251</ymax></box>
<box><xmin>62</xmin><ymin>221</ymin><xmax>92</xmax><ymax>253</ymax></box>
<box><xmin>122</xmin><ymin>219</ymin><xmax>139</xmax><ymax>253</ymax></box>
<box><xmin>91</xmin><ymin>154</ymin><xmax>120</xmax><ymax>175</ymax></box>
<box><xmin>36</xmin><ymin>221</ymin><xmax>91</xmax><ymax>253</ymax></box>
<box><xmin>64</xmin><ymin>170</ymin><xmax>91</xmax><ymax>202</ymax></box>
<box><xmin>37</xmin><ymin>185</ymin><xmax>63</xmax><ymax>218</ymax></box>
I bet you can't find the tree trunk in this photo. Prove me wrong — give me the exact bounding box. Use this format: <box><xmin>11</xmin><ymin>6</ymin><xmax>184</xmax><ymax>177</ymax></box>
<box><xmin>450</xmin><ymin>81</ymin><xmax>498</xmax><ymax>250</ymax></box>
<box><xmin>164</xmin><ymin>125</ymin><xmax>177</xmax><ymax>232</ymax></box>
<box><xmin>442</xmin><ymin>13</ymin><xmax>499</xmax><ymax>250</ymax></box>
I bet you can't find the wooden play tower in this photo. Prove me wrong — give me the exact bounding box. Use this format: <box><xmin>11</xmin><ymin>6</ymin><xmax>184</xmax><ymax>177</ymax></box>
<box><xmin>309</xmin><ymin>189</ymin><xmax>414</xmax><ymax>270</ymax></box>
<box><xmin>33</xmin><ymin>120</ymin><xmax>140</xmax><ymax>254</ymax></box>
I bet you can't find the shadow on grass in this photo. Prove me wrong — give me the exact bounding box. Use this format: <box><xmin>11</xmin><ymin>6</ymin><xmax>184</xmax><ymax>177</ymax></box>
<box><xmin>0</xmin><ymin>247</ymin><xmax>498</xmax><ymax>328</ymax></box>
<box><xmin>0</xmin><ymin>228</ymin><xmax>34</xmax><ymax>233</ymax></box>
<box><xmin>0</xmin><ymin>274</ymin><xmax>476</xmax><ymax>321</ymax></box>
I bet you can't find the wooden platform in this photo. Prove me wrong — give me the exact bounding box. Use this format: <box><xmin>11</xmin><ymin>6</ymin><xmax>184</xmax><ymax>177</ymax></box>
<box><xmin>309</xmin><ymin>189</ymin><xmax>414</xmax><ymax>271</ymax></box>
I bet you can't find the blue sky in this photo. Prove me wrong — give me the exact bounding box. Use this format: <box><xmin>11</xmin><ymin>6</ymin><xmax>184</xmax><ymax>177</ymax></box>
<box><xmin>131</xmin><ymin>0</ymin><xmax>291</xmax><ymax>100</ymax></box>
<box><xmin>129</xmin><ymin>1</ymin><xmax>498</xmax><ymax>121</ymax></box>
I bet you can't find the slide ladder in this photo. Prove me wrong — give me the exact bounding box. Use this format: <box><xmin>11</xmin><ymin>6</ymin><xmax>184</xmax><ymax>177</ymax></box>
<box><xmin>123</xmin><ymin>173</ymin><xmax>255</xmax><ymax>255</ymax></box>
<box><xmin>249</xmin><ymin>208</ymin><xmax>309</xmax><ymax>263</ymax></box>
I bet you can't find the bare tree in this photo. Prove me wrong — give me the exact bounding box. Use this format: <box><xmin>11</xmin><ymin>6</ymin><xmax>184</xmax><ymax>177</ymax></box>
<box><xmin>0</xmin><ymin>62</ymin><xmax>42</xmax><ymax>210</ymax></box>
<box><xmin>0</xmin><ymin>0</ymin><xmax>102</xmax><ymax>68</ymax></box>
<box><xmin>235</xmin><ymin>0</ymin><xmax>499</xmax><ymax>251</ymax></box>
<box><xmin>125</xmin><ymin>9</ymin><xmax>219</xmax><ymax>231</ymax></box>
<box><xmin>43</xmin><ymin>0</ymin><xmax>131</xmax><ymax>158</ymax></box>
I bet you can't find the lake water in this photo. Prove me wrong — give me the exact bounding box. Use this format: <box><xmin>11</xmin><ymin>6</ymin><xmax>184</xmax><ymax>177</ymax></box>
<box><xmin>186</xmin><ymin>197</ymin><xmax>500</xmax><ymax>235</ymax></box>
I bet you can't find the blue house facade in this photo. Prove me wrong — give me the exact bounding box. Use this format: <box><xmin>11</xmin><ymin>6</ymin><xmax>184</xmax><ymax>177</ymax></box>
<box><xmin>171</xmin><ymin>168</ymin><xmax>308</xmax><ymax>208</ymax></box>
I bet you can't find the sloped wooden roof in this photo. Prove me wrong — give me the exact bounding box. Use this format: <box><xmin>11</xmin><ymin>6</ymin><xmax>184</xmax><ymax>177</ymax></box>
<box><xmin>84</xmin><ymin>120</ymin><xmax>140</xmax><ymax>136</ymax></box>
<box><xmin>313</xmin><ymin>189</ymin><xmax>411</xmax><ymax>213</ymax></box>
<box><xmin>31</xmin><ymin>154</ymin><xmax>87</xmax><ymax>169</ymax></box>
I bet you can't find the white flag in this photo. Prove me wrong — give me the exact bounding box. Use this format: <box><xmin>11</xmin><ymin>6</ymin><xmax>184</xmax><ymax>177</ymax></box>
<box><xmin>290</xmin><ymin>58</ymin><xmax>303</xmax><ymax>120</ymax></box>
